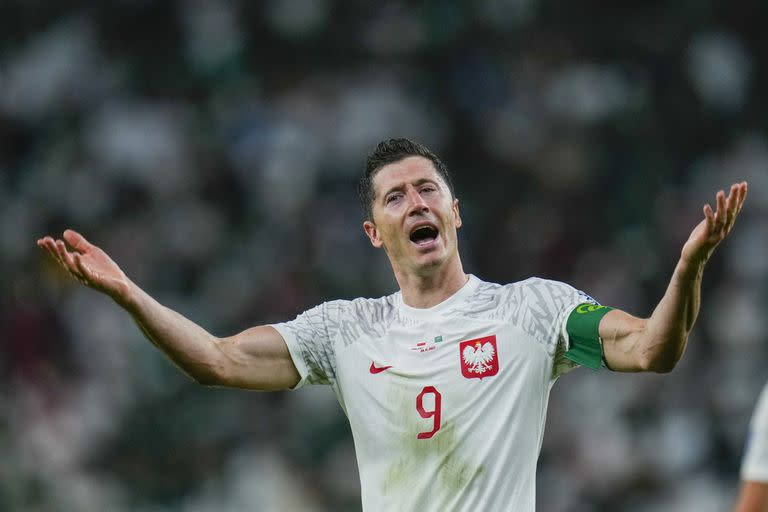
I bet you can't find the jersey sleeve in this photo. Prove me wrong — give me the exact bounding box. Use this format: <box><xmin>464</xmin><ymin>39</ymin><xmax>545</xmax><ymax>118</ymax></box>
<box><xmin>271</xmin><ymin>301</ymin><xmax>342</xmax><ymax>389</ymax></box>
<box><xmin>742</xmin><ymin>383</ymin><xmax>768</xmax><ymax>482</ymax></box>
<box><xmin>520</xmin><ymin>278</ymin><xmax>602</xmax><ymax>379</ymax></box>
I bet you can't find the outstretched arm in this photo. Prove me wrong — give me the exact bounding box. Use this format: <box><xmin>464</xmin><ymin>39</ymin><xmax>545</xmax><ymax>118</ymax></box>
<box><xmin>598</xmin><ymin>182</ymin><xmax>748</xmax><ymax>372</ymax></box>
<box><xmin>37</xmin><ymin>230</ymin><xmax>300</xmax><ymax>390</ymax></box>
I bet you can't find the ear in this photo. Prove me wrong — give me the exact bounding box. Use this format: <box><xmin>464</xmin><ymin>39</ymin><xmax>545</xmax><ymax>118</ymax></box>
<box><xmin>363</xmin><ymin>220</ymin><xmax>384</xmax><ymax>248</ymax></box>
<box><xmin>453</xmin><ymin>198</ymin><xmax>462</xmax><ymax>229</ymax></box>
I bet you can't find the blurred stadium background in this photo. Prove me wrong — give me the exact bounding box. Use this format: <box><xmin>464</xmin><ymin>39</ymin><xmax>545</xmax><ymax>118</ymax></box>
<box><xmin>2</xmin><ymin>1</ymin><xmax>768</xmax><ymax>510</ymax></box>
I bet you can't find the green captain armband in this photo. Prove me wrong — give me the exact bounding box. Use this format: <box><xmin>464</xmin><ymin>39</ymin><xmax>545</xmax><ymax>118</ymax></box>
<box><xmin>563</xmin><ymin>303</ymin><xmax>614</xmax><ymax>370</ymax></box>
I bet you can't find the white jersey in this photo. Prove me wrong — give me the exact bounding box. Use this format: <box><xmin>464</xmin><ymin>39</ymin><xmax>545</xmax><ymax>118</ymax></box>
<box><xmin>272</xmin><ymin>275</ymin><xmax>592</xmax><ymax>511</ymax></box>
<box><xmin>742</xmin><ymin>382</ymin><xmax>768</xmax><ymax>482</ymax></box>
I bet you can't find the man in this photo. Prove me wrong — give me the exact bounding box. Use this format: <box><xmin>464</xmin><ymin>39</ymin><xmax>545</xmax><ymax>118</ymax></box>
<box><xmin>735</xmin><ymin>382</ymin><xmax>768</xmax><ymax>512</ymax></box>
<box><xmin>38</xmin><ymin>138</ymin><xmax>747</xmax><ymax>511</ymax></box>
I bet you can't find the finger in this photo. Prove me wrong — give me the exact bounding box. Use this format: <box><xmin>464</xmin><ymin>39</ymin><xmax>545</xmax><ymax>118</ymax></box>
<box><xmin>726</xmin><ymin>183</ymin><xmax>738</xmax><ymax>215</ymax></box>
<box><xmin>720</xmin><ymin>184</ymin><xmax>738</xmax><ymax>232</ymax></box>
<box><xmin>714</xmin><ymin>190</ymin><xmax>726</xmax><ymax>229</ymax></box>
<box><xmin>726</xmin><ymin>182</ymin><xmax>749</xmax><ymax>233</ymax></box>
<box><xmin>43</xmin><ymin>238</ymin><xmax>68</xmax><ymax>268</ymax></box>
<box><xmin>703</xmin><ymin>203</ymin><xmax>715</xmax><ymax>230</ymax></box>
<box><xmin>67</xmin><ymin>254</ymin><xmax>91</xmax><ymax>286</ymax></box>
<box><xmin>57</xmin><ymin>239</ymin><xmax>79</xmax><ymax>272</ymax></box>
<box><xmin>37</xmin><ymin>236</ymin><xmax>52</xmax><ymax>252</ymax></box>
<box><xmin>703</xmin><ymin>203</ymin><xmax>714</xmax><ymax>219</ymax></box>
<box><xmin>716</xmin><ymin>182</ymin><xmax>743</xmax><ymax>231</ymax></box>
<box><xmin>738</xmin><ymin>181</ymin><xmax>748</xmax><ymax>211</ymax></box>
<box><xmin>728</xmin><ymin>182</ymin><xmax>746</xmax><ymax>215</ymax></box>
<box><xmin>39</xmin><ymin>243</ymin><xmax>61</xmax><ymax>268</ymax></box>
<box><xmin>55</xmin><ymin>240</ymin><xmax>83</xmax><ymax>279</ymax></box>
<box><xmin>38</xmin><ymin>238</ymin><xmax>87</xmax><ymax>285</ymax></box>
<box><xmin>54</xmin><ymin>240</ymin><xmax>71</xmax><ymax>266</ymax></box>
<box><xmin>63</xmin><ymin>229</ymin><xmax>92</xmax><ymax>253</ymax></box>
<box><xmin>73</xmin><ymin>253</ymin><xmax>95</xmax><ymax>284</ymax></box>
<box><xmin>39</xmin><ymin>237</ymin><xmax>53</xmax><ymax>255</ymax></box>
<box><xmin>715</xmin><ymin>190</ymin><xmax>726</xmax><ymax>215</ymax></box>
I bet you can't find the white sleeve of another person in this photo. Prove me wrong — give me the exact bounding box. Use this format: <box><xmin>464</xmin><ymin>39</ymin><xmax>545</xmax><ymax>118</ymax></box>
<box><xmin>742</xmin><ymin>382</ymin><xmax>768</xmax><ymax>482</ymax></box>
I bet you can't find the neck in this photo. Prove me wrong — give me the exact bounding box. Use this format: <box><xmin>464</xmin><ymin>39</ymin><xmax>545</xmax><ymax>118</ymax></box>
<box><xmin>394</xmin><ymin>255</ymin><xmax>468</xmax><ymax>308</ymax></box>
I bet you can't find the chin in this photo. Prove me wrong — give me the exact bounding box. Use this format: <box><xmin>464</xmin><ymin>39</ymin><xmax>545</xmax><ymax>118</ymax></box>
<box><xmin>412</xmin><ymin>253</ymin><xmax>447</xmax><ymax>273</ymax></box>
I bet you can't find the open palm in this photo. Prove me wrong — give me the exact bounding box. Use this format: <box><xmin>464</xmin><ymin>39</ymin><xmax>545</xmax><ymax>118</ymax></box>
<box><xmin>681</xmin><ymin>182</ymin><xmax>748</xmax><ymax>265</ymax></box>
<box><xmin>37</xmin><ymin>229</ymin><xmax>131</xmax><ymax>300</ymax></box>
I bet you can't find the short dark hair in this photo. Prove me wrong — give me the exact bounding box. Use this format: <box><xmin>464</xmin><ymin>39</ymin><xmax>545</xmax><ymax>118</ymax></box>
<box><xmin>358</xmin><ymin>138</ymin><xmax>455</xmax><ymax>221</ymax></box>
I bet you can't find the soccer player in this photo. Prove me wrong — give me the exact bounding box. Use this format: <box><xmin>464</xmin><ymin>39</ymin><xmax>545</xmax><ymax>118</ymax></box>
<box><xmin>735</xmin><ymin>382</ymin><xmax>768</xmax><ymax>512</ymax></box>
<box><xmin>38</xmin><ymin>138</ymin><xmax>747</xmax><ymax>511</ymax></box>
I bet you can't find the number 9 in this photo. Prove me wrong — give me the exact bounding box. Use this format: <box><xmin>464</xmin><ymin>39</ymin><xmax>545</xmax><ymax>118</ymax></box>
<box><xmin>416</xmin><ymin>386</ymin><xmax>442</xmax><ymax>439</ymax></box>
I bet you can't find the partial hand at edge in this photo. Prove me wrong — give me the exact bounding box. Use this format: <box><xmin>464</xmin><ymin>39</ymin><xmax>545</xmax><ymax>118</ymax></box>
<box><xmin>37</xmin><ymin>229</ymin><xmax>133</xmax><ymax>304</ymax></box>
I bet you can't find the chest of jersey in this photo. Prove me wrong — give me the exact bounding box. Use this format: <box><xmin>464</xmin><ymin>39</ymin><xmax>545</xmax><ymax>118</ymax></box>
<box><xmin>333</xmin><ymin>315</ymin><xmax>554</xmax><ymax>509</ymax></box>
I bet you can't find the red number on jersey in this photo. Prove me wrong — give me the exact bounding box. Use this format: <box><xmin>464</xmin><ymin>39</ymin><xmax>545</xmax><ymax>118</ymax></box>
<box><xmin>416</xmin><ymin>386</ymin><xmax>442</xmax><ymax>439</ymax></box>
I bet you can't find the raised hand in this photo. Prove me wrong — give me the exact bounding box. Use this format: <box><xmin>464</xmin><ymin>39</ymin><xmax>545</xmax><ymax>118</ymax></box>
<box><xmin>681</xmin><ymin>182</ymin><xmax>748</xmax><ymax>266</ymax></box>
<box><xmin>37</xmin><ymin>230</ymin><xmax>132</xmax><ymax>302</ymax></box>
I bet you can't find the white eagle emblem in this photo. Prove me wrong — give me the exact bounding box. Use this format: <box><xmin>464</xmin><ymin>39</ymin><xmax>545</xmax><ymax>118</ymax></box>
<box><xmin>462</xmin><ymin>342</ymin><xmax>496</xmax><ymax>375</ymax></box>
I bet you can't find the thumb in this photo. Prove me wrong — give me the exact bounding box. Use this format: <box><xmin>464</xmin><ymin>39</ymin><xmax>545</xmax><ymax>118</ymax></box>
<box><xmin>63</xmin><ymin>229</ymin><xmax>92</xmax><ymax>252</ymax></box>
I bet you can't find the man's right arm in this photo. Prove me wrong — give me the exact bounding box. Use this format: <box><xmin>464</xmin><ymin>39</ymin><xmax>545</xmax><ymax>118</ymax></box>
<box><xmin>734</xmin><ymin>481</ymin><xmax>768</xmax><ymax>512</ymax></box>
<box><xmin>38</xmin><ymin>230</ymin><xmax>300</xmax><ymax>391</ymax></box>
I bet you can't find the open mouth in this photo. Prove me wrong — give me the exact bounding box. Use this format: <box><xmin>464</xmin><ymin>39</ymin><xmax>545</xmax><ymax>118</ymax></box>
<box><xmin>409</xmin><ymin>225</ymin><xmax>439</xmax><ymax>246</ymax></box>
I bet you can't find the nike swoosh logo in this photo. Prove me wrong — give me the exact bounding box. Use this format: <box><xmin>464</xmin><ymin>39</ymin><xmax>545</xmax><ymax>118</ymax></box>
<box><xmin>369</xmin><ymin>362</ymin><xmax>393</xmax><ymax>374</ymax></box>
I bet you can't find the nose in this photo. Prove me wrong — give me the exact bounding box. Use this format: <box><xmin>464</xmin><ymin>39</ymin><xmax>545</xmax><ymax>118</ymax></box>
<box><xmin>406</xmin><ymin>187</ymin><xmax>429</xmax><ymax>216</ymax></box>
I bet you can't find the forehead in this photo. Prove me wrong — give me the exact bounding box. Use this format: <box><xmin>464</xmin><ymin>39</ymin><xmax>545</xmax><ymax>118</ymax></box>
<box><xmin>372</xmin><ymin>156</ymin><xmax>443</xmax><ymax>197</ymax></box>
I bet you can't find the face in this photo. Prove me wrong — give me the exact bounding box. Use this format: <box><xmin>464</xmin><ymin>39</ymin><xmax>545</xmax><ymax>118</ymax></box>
<box><xmin>363</xmin><ymin>156</ymin><xmax>462</xmax><ymax>276</ymax></box>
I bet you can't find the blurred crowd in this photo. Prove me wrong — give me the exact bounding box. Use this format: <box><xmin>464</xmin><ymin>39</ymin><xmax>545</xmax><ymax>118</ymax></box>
<box><xmin>2</xmin><ymin>1</ymin><xmax>767</xmax><ymax>510</ymax></box>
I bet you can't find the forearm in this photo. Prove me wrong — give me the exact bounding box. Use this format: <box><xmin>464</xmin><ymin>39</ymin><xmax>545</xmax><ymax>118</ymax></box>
<box><xmin>734</xmin><ymin>481</ymin><xmax>768</xmax><ymax>512</ymax></box>
<box><xmin>38</xmin><ymin>230</ymin><xmax>298</xmax><ymax>389</ymax></box>
<box><xmin>642</xmin><ymin>256</ymin><xmax>706</xmax><ymax>371</ymax></box>
<box><xmin>618</xmin><ymin>181</ymin><xmax>748</xmax><ymax>372</ymax></box>
<box><xmin>118</xmin><ymin>281</ymin><xmax>226</xmax><ymax>384</ymax></box>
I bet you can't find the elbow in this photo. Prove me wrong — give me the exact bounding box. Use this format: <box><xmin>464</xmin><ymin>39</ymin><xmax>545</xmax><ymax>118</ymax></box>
<box><xmin>191</xmin><ymin>337</ymin><xmax>236</xmax><ymax>386</ymax></box>
<box><xmin>192</xmin><ymin>371</ymin><xmax>221</xmax><ymax>387</ymax></box>
<box><xmin>189</xmin><ymin>362</ymin><xmax>229</xmax><ymax>387</ymax></box>
<box><xmin>644</xmin><ymin>357</ymin><xmax>677</xmax><ymax>374</ymax></box>
<box><xmin>639</xmin><ymin>337</ymin><xmax>687</xmax><ymax>373</ymax></box>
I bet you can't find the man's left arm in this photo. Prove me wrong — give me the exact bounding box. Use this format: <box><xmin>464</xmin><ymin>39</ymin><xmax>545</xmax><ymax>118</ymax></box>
<box><xmin>598</xmin><ymin>181</ymin><xmax>748</xmax><ymax>373</ymax></box>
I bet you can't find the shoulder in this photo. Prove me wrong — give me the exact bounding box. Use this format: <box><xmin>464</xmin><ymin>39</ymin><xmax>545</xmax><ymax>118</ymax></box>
<box><xmin>312</xmin><ymin>293</ymin><xmax>400</xmax><ymax>346</ymax></box>
<box><xmin>281</xmin><ymin>292</ymin><xmax>396</xmax><ymax>329</ymax></box>
<box><xmin>514</xmin><ymin>276</ymin><xmax>577</xmax><ymax>293</ymax></box>
<box><xmin>322</xmin><ymin>293</ymin><xmax>399</xmax><ymax>321</ymax></box>
<box><xmin>452</xmin><ymin>275</ymin><xmax>574</xmax><ymax>320</ymax></box>
<box><xmin>475</xmin><ymin>276</ymin><xmax>586</xmax><ymax>324</ymax></box>
<box><xmin>507</xmin><ymin>277</ymin><xmax>587</xmax><ymax>305</ymax></box>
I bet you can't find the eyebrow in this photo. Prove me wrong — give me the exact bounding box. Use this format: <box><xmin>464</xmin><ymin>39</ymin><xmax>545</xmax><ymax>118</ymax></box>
<box><xmin>380</xmin><ymin>178</ymin><xmax>440</xmax><ymax>202</ymax></box>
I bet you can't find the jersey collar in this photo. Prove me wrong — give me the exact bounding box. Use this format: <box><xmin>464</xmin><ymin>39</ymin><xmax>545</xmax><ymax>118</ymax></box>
<box><xmin>396</xmin><ymin>274</ymin><xmax>481</xmax><ymax>320</ymax></box>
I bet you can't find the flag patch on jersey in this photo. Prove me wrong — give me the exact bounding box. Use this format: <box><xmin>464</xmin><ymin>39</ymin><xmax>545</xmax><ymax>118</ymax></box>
<box><xmin>459</xmin><ymin>335</ymin><xmax>499</xmax><ymax>379</ymax></box>
<box><xmin>411</xmin><ymin>335</ymin><xmax>443</xmax><ymax>353</ymax></box>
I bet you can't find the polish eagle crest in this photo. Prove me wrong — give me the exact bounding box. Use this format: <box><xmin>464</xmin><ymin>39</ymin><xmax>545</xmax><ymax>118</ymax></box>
<box><xmin>459</xmin><ymin>335</ymin><xmax>499</xmax><ymax>379</ymax></box>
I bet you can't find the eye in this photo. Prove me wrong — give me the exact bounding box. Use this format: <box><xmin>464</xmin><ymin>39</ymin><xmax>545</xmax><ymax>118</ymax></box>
<box><xmin>386</xmin><ymin>193</ymin><xmax>403</xmax><ymax>204</ymax></box>
<box><xmin>420</xmin><ymin>186</ymin><xmax>437</xmax><ymax>195</ymax></box>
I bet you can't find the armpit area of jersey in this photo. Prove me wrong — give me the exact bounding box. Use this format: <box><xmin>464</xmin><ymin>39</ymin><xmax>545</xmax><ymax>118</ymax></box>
<box><xmin>563</xmin><ymin>303</ymin><xmax>614</xmax><ymax>370</ymax></box>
